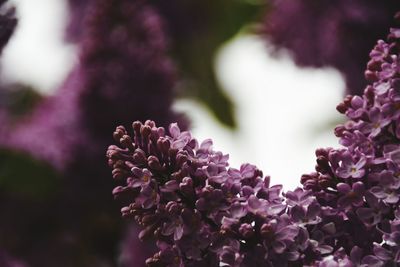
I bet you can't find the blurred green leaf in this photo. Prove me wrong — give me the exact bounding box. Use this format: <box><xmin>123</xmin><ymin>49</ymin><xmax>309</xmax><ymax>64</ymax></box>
<box><xmin>0</xmin><ymin>148</ymin><xmax>60</xmax><ymax>199</ymax></box>
<box><xmin>0</xmin><ymin>83</ymin><xmax>42</xmax><ymax>120</ymax></box>
<box><xmin>154</xmin><ymin>0</ymin><xmax>264</xmax><ymax>128</ymax></box>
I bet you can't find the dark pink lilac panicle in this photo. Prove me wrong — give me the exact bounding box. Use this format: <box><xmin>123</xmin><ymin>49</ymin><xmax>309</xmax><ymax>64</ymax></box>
<box><xmin>107</xmin><ymin>121</ymin><xmax>331</xmax><ymax>266</ymax></box>
<box><xmin>2</xmin><ymin>69</ymin><xmax>84</xmax><ymax>169</ymax></box>
<box><xmin>302</xmin><ymin>15</ymin><xmax>400</xmax><ymax>265</ymax></box>
<box><xmin>78</xmin><ymin>0</ymin><xmax>184</xmax><ymax>143</ymax></box>
<box><xmin>65</xmin><ymin>0</ymin><xmax>91</xmax><ymax>42</ymax></box>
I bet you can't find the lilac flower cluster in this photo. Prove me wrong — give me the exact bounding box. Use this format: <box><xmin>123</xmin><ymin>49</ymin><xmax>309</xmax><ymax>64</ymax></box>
<box><xmin>301</xmin><ymin>23</ymin><xmax>400</xmax><ymax>265</ymax></box>
<box><xmin>108</xmin><ymin>13</ymin><xmax>400</xmax><ymax>267</ymax></box>
<box><xmin>108</xmin><ymin>121</ymin><xmax>338</xmax><ymax>266</ymax></box>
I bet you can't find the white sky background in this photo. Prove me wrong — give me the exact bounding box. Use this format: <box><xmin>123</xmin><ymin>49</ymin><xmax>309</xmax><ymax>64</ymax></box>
<box><xmin>175</xmin><ymin>37</ymin><xmax>344</xmax><ymax>189</ymax></box>
<box><xmin>1</xmin><ymin>0</ymin><xmax>345</xmax><ymax>190</ymax></box>
<box><xmin>1</xmin><ymin>0</ymin><xmax>77</xmax><ymax>94</ymax></box>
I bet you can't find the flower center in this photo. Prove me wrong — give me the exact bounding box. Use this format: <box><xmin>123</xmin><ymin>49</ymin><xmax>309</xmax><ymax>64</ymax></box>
<box><xmin>143</xmin><ymin>174</ymin><xmax>150</xmax><ymax>182</ymax></box>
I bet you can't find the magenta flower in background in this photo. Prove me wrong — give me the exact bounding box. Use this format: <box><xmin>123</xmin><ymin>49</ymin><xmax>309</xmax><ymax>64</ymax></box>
<box><xmin>65</xmin><ymin>0</ymin><xmax>91</xmax><ymax>42</ymax></box>
<box><xmin>264</xmin><ymin>0</ymin><xmax>400</xmax><ymax>95</ymax></box>
<box><xmin>2</xmin><ymin>0</ymin><xmax>184</xmax><ymax>170</ymax></box>
<box><xmin>0</xmin><ymin>0</ymin><xmax>184</xmax><ymax>265</ymax></box>
<box><xmin>67</xmin><ymin>0</ymin><xmax>257</xmax><ymax>127</ymax></box>
<box><xmin>301</xmin><ymin>14</ymin><xmax>400</xmax><ymax>265</ymax></box>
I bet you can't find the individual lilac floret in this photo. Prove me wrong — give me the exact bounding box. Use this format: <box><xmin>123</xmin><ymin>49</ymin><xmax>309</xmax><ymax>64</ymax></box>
<box><xmin>336</xmin><ymin>182</ymin><xmax>365</xmax><ymax>210</ymax></box>
<box><xmin>108</xmin><ymin>121</ymin><xmax>333</xmax><ymax>266</ymax></box>
<box><xmin>369</xmin><ymin>170</ymin><xmax>400</xmax><ymax>204</ymax></box>
<box><xmin>316</xmin><ymin>248</ymin><xmax>352</xmax><ymax>267</ymax></box>
<box><xmin>335</xmin><ymin>151</ymin><xmax>366</xmax><ymax>179</ymax></box>
<box><xmin>356</xmin><ymin>192</ymin><xmax>390</xmax><ymax>227</ymax></box>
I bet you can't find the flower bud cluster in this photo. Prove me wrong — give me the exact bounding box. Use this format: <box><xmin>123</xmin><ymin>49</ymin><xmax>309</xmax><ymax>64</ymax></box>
<box><xmin>301</xmin><ymin>21</ymin><xmax>400</xmax><ymax>265</ymax></box>
<box><xmin>108</xmin><ymin>121</ymin><xmax>335</xmax><ymax>266</ymax></box>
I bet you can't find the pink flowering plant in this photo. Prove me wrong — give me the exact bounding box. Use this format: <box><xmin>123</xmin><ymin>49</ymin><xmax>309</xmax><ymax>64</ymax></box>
<box><xmin>107</xmin><ymin>14</ymin><xmax>400</xmax><ymax>267</ymax></box>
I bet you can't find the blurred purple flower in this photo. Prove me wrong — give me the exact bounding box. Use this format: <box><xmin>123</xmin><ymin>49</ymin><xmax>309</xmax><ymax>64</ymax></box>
<box><xmin>264</xmin><ymin>0</ymin><xmax>400</xmax><ymax>95</ymax></box>
<box><xmin>118</xmin><ymin>226</ymin><xmax>157</xmax><ymax>267</ymax></box>
<box><xmin>3</xmin><ymin>0</ymin><xmax>184</xmax><ymax>170</ymax></box>
<box><xmin>302</xmin><ymin>14</ymin><xmax>400</xmax><ymax>265</ymax></box>
<box><xmin>0</xmin><ymin>0</ymin><xmax>184</xmax><ymax>265</ymax></box>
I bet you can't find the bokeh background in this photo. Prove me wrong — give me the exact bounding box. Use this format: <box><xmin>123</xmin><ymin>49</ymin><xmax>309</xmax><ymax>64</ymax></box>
<box><xmin>1</xmin><ymin>0</ymin><xmax>343</xmax><ymax>189</ymax></box>
<box><xmin>0</xmin><ymin>0</ymin><xmax>398</xmax><ymax>266</ymax></box>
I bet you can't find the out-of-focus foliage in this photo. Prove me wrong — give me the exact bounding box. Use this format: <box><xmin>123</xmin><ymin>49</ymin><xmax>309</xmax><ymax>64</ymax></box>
<box><xmin>0</xmin><ymin>84</ymin><xmax>42</xmax><ymax>121</ymax></box>
<box><xmin>0</xmin><ymin>149</ymin><xmax>59</xmax><ymax>199</ymax></box>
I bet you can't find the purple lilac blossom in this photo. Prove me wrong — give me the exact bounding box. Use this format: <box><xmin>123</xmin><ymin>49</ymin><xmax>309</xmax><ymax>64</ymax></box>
<box><xmin>3</xmin><ymin>69</ymin><xmax>84</xmax><ymax>169</ymax></box>
<box><xmin>0</xmin><ymin>0</ymin><xmax>183</xmax><ymax>266</ymax></box>
<box><xmin>301</xmin><ymin>15</ymin><xmax>400</xmax><ymax>265</ymax></box>
<box><xmin>107</xmin><ymin>121</ymin><xmax>332</xmax><ymax>266</ymax></box>
<box><xmin>65</xmin><ymin>0</ymin><xmax>91</xmax><ymax>42</ymax></box>
<box><xmin>263</xmin><ymin>0</ymin><xmax>400</xmax><ymax>95</ymax></box>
